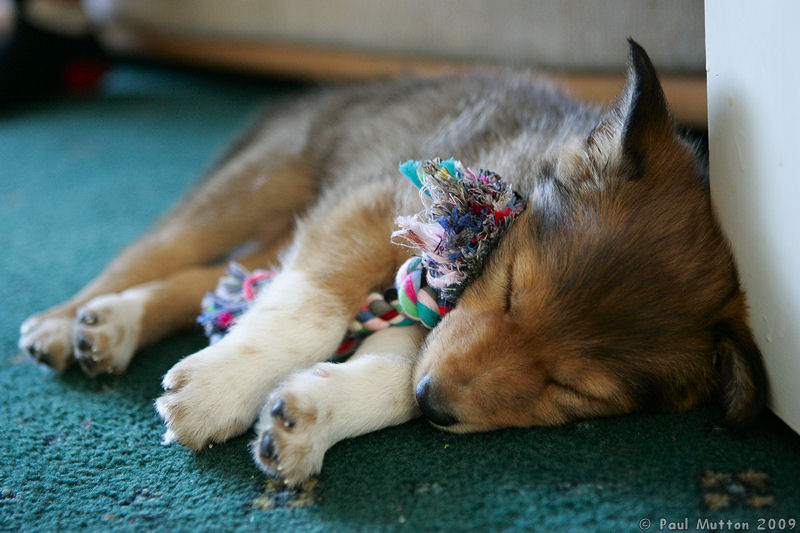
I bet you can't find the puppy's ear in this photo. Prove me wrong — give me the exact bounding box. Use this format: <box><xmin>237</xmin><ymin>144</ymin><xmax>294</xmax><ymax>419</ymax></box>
<box><xmin>587</xmin><ymin>39</ymin><xmax>676</xmax><ymax>180</ymax></box>
<box><xmin>713</xmin><ymin>319</ymin><xmax>768</xmax><ymax>429</ymax></box>
<box><xmin>617</xmin><ymin>39</ymin><xmax>673</xmax><ymax>176</ymax></box>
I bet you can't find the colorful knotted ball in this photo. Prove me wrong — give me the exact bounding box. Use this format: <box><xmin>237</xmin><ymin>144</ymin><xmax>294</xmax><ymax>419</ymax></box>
<box><xmin>394</xmin><ymin>256</ymin><xmax>452</xmax><ymax>329</ymax></box>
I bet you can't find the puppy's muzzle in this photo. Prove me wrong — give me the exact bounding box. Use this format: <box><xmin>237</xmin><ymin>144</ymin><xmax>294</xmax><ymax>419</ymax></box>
<box><xmin>415</xmin><ymin>375</ymin><xmax>458</xmax><ymax>427</ymax></box>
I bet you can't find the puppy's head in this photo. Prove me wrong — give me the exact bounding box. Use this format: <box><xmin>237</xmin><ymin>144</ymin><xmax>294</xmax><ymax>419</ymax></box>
<box><xmin>414</xmin><ymin>40</ymin><xmax>767</xmax><ymax>432</ymax></box>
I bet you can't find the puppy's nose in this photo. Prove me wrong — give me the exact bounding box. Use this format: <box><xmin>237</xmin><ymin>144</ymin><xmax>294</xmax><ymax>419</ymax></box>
<box><xmin>415</xmin><ymin>374</ymin><xmax>458</xmax><ymax>427</ymax></box>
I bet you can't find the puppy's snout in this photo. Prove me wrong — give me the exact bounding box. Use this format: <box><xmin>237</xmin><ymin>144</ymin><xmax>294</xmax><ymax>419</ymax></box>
<box><xmin>415</xmin><ymin>374</ymin><xmax>458</xmax><ymax>427</ymax></box>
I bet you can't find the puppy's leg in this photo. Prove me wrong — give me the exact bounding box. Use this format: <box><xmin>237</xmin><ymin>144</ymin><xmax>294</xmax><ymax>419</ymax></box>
<box><xmin>252</xmin><ymin>326</ymin><xmax>425</xmax><ymax>486</ymax></box>
<box><xmin>156</xmin><ymin>183</ymin><xmax>407</xmax><ymax>450</ymax></box>
<box><xmin>69</xmin><ymin>242</ymin><xmax>286</xmax><ymax>376</ymax></box>
<box><xmin>19</xmin><ymin>143</ymin><xmax>314</xmax><ymax>372</ymax></box>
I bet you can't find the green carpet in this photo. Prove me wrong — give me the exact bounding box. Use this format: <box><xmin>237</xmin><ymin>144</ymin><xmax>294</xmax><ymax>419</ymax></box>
<box><xmin>2</xmin><ymin>65</ymin><xmax>799</xmax><ymax>533</ymax></box>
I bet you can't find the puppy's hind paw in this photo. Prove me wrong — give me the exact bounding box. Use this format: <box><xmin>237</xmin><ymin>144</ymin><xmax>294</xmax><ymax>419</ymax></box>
<box><xmin>19</xmin><ymin>312</ymin><xmax>76</xmax><ymax>372</ymax></box>
<box><xmin>72</xmin><ymin>291</ymin><xmax>145</xmax><ymax>377</ymax></box>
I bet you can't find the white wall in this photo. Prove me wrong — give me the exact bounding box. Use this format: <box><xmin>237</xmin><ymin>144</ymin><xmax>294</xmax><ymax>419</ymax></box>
<box><xmin>705</xmin><ymin>0</ymin><xmax>800</xmax><ymax>433</ymax></box>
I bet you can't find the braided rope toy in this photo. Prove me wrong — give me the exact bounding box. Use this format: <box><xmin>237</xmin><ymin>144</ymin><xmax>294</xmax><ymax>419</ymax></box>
<box><xmin>198</xmin><ymin>158</ymin><xmax>526</xmax><ymax>352</ymax></box>
<box><xmin>197</xmin><ymin>263</ymin><xmax>276</xmax><ymax>345</ymax></box>
<box><xmin>394</xmin><ymin>157</ymin><xmax>525</xmax><ymax>302</ymax></box>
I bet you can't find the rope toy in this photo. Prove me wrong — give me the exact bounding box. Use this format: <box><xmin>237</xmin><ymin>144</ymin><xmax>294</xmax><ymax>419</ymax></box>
<box><xmin>199</xmin><ymin>262</ymin><xmax>416</xmax><ymax>356</ymax></box>
<box><xmin>394</xmin><ymin>255</ymin><xmax>451</xmax><ymax>328</ymax></box>
<box><xmin>197</xmin><ymin>263</ymin><xmax>276</xmax><ymax>345</ymax></box>
<box><xmin>198</xmin><ymin>157</ymin><xmax>526</xmax><ymax>351</ymax></box>
<box><xmin>392</xmin><ymin>157</ymin><xmax>525</xmax><ymax>317</ymax></box>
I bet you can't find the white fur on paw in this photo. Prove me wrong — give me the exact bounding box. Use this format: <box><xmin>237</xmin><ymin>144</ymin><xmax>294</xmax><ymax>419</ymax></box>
<box><xmin>157</xmin><ymin>268</ymin><xmax>353</xmax><ymax>453</ymax></box>
<box><xmin>72</xmin><ymin>290</ymin><xmax>146</xmax><ymax>376</ymax></box>
<box><xmin>18</xmin><ymin>313</ymin><xmax>75</xmax><ymax>372</ymax></box>
<box><xmin>155</xmin><ymin>342</ymin><xmax>272</xmax><ymax>451</ymax></box>
<box><xmin>252</xmin><ymin>328</ymin><xmax>425</xmax><ymax>486</ymax></box>
<box><xmin>252</xmin><ymin>376</ymin><xmax>332</xmax><ymax>487</ymax></box>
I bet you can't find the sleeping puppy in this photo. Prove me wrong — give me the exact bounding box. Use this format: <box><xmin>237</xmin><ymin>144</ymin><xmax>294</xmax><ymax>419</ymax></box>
<box><xmin>19</xmin><ymin>40</ymin><xmax>766</xmax><ymax>486</ymax></box>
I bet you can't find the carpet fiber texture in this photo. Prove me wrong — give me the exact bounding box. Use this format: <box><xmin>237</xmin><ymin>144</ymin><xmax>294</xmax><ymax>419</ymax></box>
<box><xmin>1</xmin><ymin>65</ymin><xmax>799</xmax><ymax>532</ymax></box>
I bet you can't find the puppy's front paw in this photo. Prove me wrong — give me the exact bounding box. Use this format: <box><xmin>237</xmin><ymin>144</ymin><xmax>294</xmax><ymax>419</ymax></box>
<box><xmin>72</xmin><ymin>291</ymin><xmax>145</xmax><ymax>376</ymax></box>
<box><xmin>19</xmin><ymin>310</ymin><xmax>76</xmax><ymax>372</ymax></box>
<box><xmin>252</xmin><ymin>370</ymin><xmax>332</xmax><ymax>487</ymax></box>
<box><xmin>156</xmin><ymin>344</ymin><xmax>267</xmax><ymax>450</ymax></box>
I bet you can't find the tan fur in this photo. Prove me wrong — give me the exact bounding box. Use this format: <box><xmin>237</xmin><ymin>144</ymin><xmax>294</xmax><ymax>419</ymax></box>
<box><xmin>292</xmin><ymin>181</ymin><xmax>411</xmax><ymax>312</ymax></box>
<box><xmin>20</xmin><ymin>41</ymin><xmax>766</xmax><ymax>485</ymax></box>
